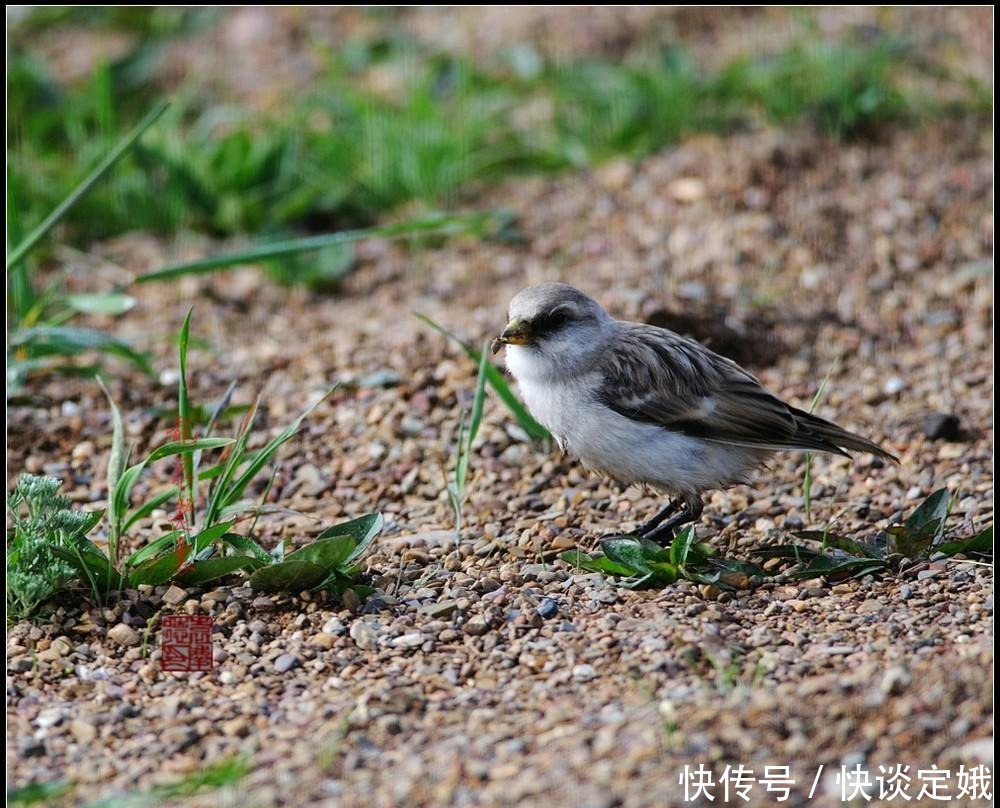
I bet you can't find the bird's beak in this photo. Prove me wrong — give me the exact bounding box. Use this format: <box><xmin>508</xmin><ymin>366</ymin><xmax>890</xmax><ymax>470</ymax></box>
<box><xmin>491</xmin><ymin>318</ymin><xmax>532</xmax><ymax>354</ymax></box>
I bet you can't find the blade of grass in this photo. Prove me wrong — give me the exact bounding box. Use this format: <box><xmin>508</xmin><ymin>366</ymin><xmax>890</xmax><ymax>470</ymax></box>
<box><xmin>177</xmin><ymin>309</ymin><xmax>195</xmax><ymax>530</ymax></box>
<box><xmin>6</xmin><ymin>100</ymin><xmax>170</xmax><ymax>270</ymax></box>
<box><xmin>97</xmin><ymin>376</ymin><xmax>125</xmax><ymax>566</ymax></box>
<box><xmin>803</xmin><ymin>358</ymin><xmax>839</xmax><ymax>524</ymax></box>
<box><xmin>134</xmin><ymin>212</ymin><xmax>493</xmax><ymax>283</ymax></box>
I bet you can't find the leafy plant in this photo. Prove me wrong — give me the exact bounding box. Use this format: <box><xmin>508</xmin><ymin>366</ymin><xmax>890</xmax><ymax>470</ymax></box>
<box><xmin>246</xmin><ymin>513</ymin><xmax>383</xmax><ymax>597</ymax></box>
<box><xmin>561</xmin><ymin>526</ymin><xmax>768</xmax><ymax>590</ymax></box>
<box><xmin>755</xmin><ymin>488</ymin><xmax>993</xmax><ymax>580</ymax></box>
<box><xmin>15</xmin><ymin>311</ymin><xmax>383</xmax><ymax>604</ymax></box>
<box><xmin>6</xmin><ymin>475</ymin><xmax>102</xmax><ymax>620</ymax></box>
<box><xmin>445</xmin><ymin>342</ymin><xmax>489</xmax><ymax>543</ymax></box>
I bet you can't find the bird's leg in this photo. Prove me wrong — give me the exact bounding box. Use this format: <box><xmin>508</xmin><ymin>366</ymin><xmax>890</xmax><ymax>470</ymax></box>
<box><xmin>633</xmin><ymin>499</ymin><xmax>682</xmax><ymax>538</ymax></box>
<box><xmin>641</xmin><ymin>499</ymin><xmax>704</xmax><ymax>546</ymax></box>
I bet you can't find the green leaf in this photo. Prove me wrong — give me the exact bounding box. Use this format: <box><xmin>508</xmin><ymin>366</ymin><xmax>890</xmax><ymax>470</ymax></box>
<box><xmin>792</xmin><ymin>530</ymin><xmax>868</xmax><ymax>557</ymax></box>
<box><xmin>10</xmin><ymin>326</ymin><xmax>153</xmax><ymax>376</ymax></box>
<box><xmin>710</xmin><ymin>558</ymin><xmax>771</xmax><ymax>578</ymax></box>
<box><xmin>559</xmin><ymin>550</ymin><xmax>635</xmax><ymax>576</ymax></box>
<box><xmin>637</xmin><ymin>537</ymin><xmax>673</xmax><ymax>562</ymax></box>
<box><xmin>753</xmin><ymin>544</ymin><xmax>824</xmax><ymax>561</ymax></box>
<box><xmin>599</xmin><ymin>536</ymin><xmax>652</xmax><ymax>575</ymax></box>
<box><xmin>126</xmin><ymin>531</ymin><xmax>185</xmax><ymax>569</ymax></box>
<box><xmin>645</xmin><ymin>560</ymin><xmax>680</xmax><ymax>584</ymax></box>
<box><xmin>190</xmin><ymin>520</ymin><xmax>236</xmax><ymax>557</ymax></box>
<box><xmin>63</xmin><ymin>293</ymin><xmax>137</xmax><ymax>315</ymax></box>
<box><xmin>905</xmin><ymin>488</ymin><xmax>951</xmax><ymax>537</ymax></box>
<box><xmin>938</xmin><ymin>526</ymin><xmax>993</xmax><ymax>557</ymax></box>
<box><xmin>50</xmin><ymin>545</ymin><xmax>123</xmax><ymax>592</ymax></box>
<box><xmin>97</xmin><ymin>376</ymin><xmax>125</xmax><ymax>563</ymax></box>
<box><xmin>220</xmin><ymin>533</ymin><xmax>273</xmax><ymax>564</ymax></box>
<box><xmin>287</xmin><ymin>536</ymin><xmax>357</xmax><ymax>570</ymax></box>
<box><xmin>6</xmin><ymin>100</ymin><xmax>170</xmax><ymax>270</ymax></box>
<box><xmin>669</xmin><ymin>525</ymin><xmax>697</xmax><ymax>567</ymax></box>
<box><xmin>144</xmin><ymin>438</ymin><xmax>234</xmax><ymax>464</ymax></box>
<box><xmin>249</xmin><ymin>560</ymin><xmax>328</xmax><ymax>592</ymax></box>
<box><xmin>128</xmin><ymin>550</ymin><xmax>186</xmax><ymax>587</ymax></box>
<box><xmin>317</xmin><ymin>513</ymin><xmax>383</xmax><ymax>545</ymax></box>
<box><xmin>178</xmin><ymin>556</ymin><xmax>263</xmax><ymax>586</ymax></box>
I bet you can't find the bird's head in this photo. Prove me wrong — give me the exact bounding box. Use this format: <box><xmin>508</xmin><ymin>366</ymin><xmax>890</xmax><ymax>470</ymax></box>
<box><xmin>492</xmin><ymin>283</ymin><xmax>614</xmax><ymax>375</ymax></box>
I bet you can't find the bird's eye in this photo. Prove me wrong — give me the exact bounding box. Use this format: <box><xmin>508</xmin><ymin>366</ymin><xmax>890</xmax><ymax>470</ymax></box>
<box><xmin>549</xmin><ymin>310</ymin><xmax>569</xmax><ymax>327</ymax></box>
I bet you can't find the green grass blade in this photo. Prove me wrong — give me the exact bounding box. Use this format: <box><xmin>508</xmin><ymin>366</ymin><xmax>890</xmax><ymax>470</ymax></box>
<box><xmin>177</xmin><ymin>309</ymin><xmax>195</xmax><ymax>525</ymax></box>
<box><xmin>134</xmin><ymin>212</ymin><xmax>493</xmax><ymax>283</ymax></box>
<box><xmin>96</xmin><ymin>377</ymin><xmax>125</xmax><ymax>565</ymax></box>
<box><xmin>415</xmin><ymin>313</ymin><xmax>549</xmax><ymax>441</ymax></box>
<box><xmin>10</xmin><ymin>325</ymin><xmax>153</xmax><ymax>376</ymax></box>
<box><xmin>6</xmin><ymin>100</ymin><xmax>170</xmax><ymax>270</ymax></box>
<box><xmin>803</xmin><ymin>358</ymin><xmax>839</xmax><ymax>523</ymax></box>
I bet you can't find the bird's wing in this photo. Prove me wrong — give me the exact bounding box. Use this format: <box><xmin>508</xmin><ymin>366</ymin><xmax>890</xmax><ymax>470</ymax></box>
<box><xmin>597</xmin><ymin>324</ymin><xmax>851</xmax><ymax>455</ymax></box>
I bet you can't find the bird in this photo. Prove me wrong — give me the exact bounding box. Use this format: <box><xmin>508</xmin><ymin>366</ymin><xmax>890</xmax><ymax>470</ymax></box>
<box><xmin>491</xmin><ymin>282</ymin><xmax>898</xmax><ymax>544</ymax></box>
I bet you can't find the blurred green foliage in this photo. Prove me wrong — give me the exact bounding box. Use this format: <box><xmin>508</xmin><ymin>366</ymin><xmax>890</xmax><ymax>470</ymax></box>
<box><xmin>8</xmin><ymin>9</ymin><xmax>990</xmax><ymax>251</ymax></box>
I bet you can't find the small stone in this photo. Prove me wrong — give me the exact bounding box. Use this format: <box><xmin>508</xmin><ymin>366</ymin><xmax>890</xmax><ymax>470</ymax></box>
<box><xmin>572</xmin><ymin>664</ymin><xmax>597</xmax><ymax>682</ymax></box>
<box><xmin>311</xmin><ymin>632</ymin><xmax>337</xmax><ymax>649</ymax></box>
<box><xmin>391</xmin><ymin>632</ymin><xmax>424</xmax><ymax>649</ymax></box>
<box><xmin>350</xmin><ymin>621</ymin><xmax>379</xmax><ymax>650</ymax></box>
<box><xmin>107</xmin><ymin>623</ymin><xmax>140</xmax><ymax>647</ymax></box>
<box><xmin>463</xmin><ymin>616</ymin><xmax>490</xmax><ymax>636</ymax></box>
<box><xmin>273</xmin><ymin>654</ymin><xmax>300</xmax><ymax>673</ymax></box>
<box><xmin>536</xmin><ymin>598</ymin><xmax>558</xmax><ymax>619</ymax></box>
<box><xmin>10</xmin><ymin>657</ymin><xmax>33</xmax><ymax>673</ymax></box>
<box><xmin>420</xmin><ymin>600</ymin><xmax>459</xmax><ymax>619</ymax></box>
<box><xmin>322</xmin><ymin>617</ymin><xmax>347</xmax><ymax>635</ymax></box>
<box><xmin>162</xmin><ymin>586</ymin><xmax>187</xmax><ymax>606</ymax></box>
<box><xmin>70</xmin><ymin>719</ymin><xmax>97</xmax><ymax>743</ymax></box>
<box><xmin>668</xmin><ymin>177</ymin><xmax>706</xmax><ymax>202</ymax></box>
<box><xmin>882</xmin><ymin>377</ymin><xmax>905</xmax><ymax>396</ymax></box>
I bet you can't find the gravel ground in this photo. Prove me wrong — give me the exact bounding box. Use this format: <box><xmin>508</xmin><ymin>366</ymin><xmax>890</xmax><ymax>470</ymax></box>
<box><xmin>7</xmin><ymin>9</ymin><xmax>993</xmax><ymax>808</ymax></box>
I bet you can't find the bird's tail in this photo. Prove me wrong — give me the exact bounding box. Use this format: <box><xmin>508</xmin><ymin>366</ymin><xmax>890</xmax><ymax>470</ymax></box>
<box><xmin>791</xmin><ymin>407</ymin><xmax>899</xmax><ymax>463</ymax></box>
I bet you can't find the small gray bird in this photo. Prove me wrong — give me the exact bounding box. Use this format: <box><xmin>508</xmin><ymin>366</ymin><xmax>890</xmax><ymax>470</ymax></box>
<box><xmin>492</xmin><ymin>283</ymin><xmax>897</xmax><ymax>543</ymax></box>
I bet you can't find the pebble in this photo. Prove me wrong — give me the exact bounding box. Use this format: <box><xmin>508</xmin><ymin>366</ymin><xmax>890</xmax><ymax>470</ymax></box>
<box><xmin>463</xmin><ymin>617</ymin><xmax>490</xmax><ymax>636</ymax></box>
<box><xmin>350</xmin><ymin>621</ymin><xmax>380</xmax><ymax>650</ymax></box>
<box><xmin>391</xmin><ymin>633</ymin><xmax>425</xmax><ymax>649</ymax></box>
<box><xmin>107</xmin><ymin>624</ymin><xmax>140</xmax><ymax>647</ymax></box>
<box><xmin>311</xmin><ymin>632</ymin><xmax>337</xmax><ymax>649</ymax></box>
<box><xmin>70</xmin><ymin>719</ymin><xmax>97</xmax><ymax>743</ymax></box>
<box><xmin>273</xmin><ymin>654</ymin><xmax>300</xmax><ymax>673</ymax></box>
<box><xmin>536</xmin><ymin>598</ymin><xmax>559</xmax><ymax>619</ymax></box>
<box><xmin>162</xmin><ymin>586</ymin><xmax>187</xmax><ymax>606</ymax></box>
<box><xmin>572</xmin><ymin>664</ymin><xmax>598</xmax><ymax>682</ymax></box>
